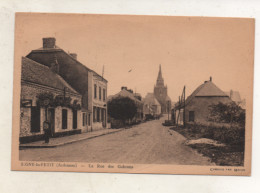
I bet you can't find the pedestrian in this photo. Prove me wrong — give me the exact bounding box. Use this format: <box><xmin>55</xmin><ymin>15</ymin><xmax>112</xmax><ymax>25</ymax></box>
<box><xmin>43</xmin><ymin>121</ymin><xmax>50</xmax><ymax>143</ymax></box>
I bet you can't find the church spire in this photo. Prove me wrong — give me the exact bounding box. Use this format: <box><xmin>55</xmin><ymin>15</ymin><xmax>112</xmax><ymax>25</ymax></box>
<box><xmin>156</xmin><ymin>64</ymin><xmax>164</xmax><ymax>86</ymax></box>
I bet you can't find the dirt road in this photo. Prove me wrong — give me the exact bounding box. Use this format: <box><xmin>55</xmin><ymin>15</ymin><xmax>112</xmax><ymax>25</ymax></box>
<box><xmin>20</xmin><ymin>116</ymin><xmax>213</xmax><ymax>165</ymax></box>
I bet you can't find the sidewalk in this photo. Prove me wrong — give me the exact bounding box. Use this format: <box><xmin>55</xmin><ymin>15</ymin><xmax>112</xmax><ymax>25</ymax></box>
<box><xmin>19</xmin><ymin>128</ymin><xmax>123</xmax><ymax>149</ymax></box>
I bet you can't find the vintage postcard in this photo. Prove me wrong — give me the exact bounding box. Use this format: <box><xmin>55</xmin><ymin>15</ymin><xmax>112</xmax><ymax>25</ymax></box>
<box><xmin>12</xmin><ymin>13</ymin><xmax>254</xmax><ymax>175</ymax></box>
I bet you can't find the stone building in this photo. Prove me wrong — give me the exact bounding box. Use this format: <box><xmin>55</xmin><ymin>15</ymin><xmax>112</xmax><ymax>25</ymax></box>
<box><xmin>153</xmin><ymin>65</ymin><xmax>171</xmax><ymax>113</ymax></box>
<box><xmin>20</xmin><ymin>57</ymin><xmax>82</xmax><ymax>143</ymax></box>
<box><xmin>173</xmin><ymin>77</ymin><xmax>232</xmax><ymax>125</ymax></box>
<box><xmin>26</xmin><ymin>37</ymin><xmax>108</xmax><ymax>132</ymax></box>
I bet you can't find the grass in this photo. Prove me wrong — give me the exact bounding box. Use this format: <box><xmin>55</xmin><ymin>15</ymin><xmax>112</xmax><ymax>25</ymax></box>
<box><xmin>171</xmin><ymin>125</ymin><xmax>244</xmax><ymax>166</ymax></box>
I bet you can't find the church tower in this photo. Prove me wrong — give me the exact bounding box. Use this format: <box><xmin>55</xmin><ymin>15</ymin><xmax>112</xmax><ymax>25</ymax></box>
<box><xmin>154</xmin><ymin>65</ymin><xmax>171</xmax><ymax>113</ymax></box>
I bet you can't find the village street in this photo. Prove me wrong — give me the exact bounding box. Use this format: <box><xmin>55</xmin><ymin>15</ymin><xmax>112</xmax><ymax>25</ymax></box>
<box><xmin>20</xmin><ymin>115</ymin><xmax>213</xmax><ymax>165</ymax></box>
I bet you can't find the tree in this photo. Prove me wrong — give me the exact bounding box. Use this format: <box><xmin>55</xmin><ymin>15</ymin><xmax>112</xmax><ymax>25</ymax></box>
<box><xmin>208</xmin><ymin>102</ymin><xmax>245</xmax><ymax>126</ymax></box>
<box><xmin>108</xmin><ymin>96</ymin><xmax>138</xmax><ymax>125</ymax></box>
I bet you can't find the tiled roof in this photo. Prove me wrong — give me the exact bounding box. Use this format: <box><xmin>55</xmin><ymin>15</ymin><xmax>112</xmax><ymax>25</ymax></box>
<box><xmin>21</xmin><ymin>57</ymin><xmax>80</xmax><ymax>95</ymax></box>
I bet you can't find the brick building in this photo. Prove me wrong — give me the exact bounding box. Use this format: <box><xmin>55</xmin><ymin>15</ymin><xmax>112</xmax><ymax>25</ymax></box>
<box><xmin>26</xmin><ymin>37</ymin><xmax>108</xmax><ymax>132</ymax></box>
<box><xmin>20</xmin><ymin>57</ymin><xmax>82</xmax><ymax>143</ymax></box>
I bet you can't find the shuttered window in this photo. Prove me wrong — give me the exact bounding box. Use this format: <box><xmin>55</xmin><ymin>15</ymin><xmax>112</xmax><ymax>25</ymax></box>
<box><xmin>62</xmin><ymin>109</ymin><xmax>68</xmax><ymax>129</ymax></box>
<box><xmin>31</xmin><ymin>107</ymin><xmax>40</xmax><ymax>133</ymax></box>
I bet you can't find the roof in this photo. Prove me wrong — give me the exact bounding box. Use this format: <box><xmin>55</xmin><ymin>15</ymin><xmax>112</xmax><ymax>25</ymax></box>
<box><xmin>195</xmin><ymin>81</ymin><xmax>228</xmax><ymax>97</ymax></box>
<box><xmin>143</xmin><ymin>93</ymin><xmax>161</xmax><ymax>106</ymax></box>
<box><xmin>165</xmin><ymin>95</ymin><xmax>171</xmax><ymax>101</ymax></box>
<box><xmin>225</xmin><ymin>90</ymin><xmax>242</xmax><ymax>102</ymax></box>
<box><xmin>108</xmin><ymin>89</ymin><xmax>143</xmax><ymax>104</ymax></box>
<box><xmin>29</xmin><ymin>46</ymin><xmax>107</xmax><ymax>83</ymax></box>
<box><xmin>175</xmin><ymin>80</ymin><xmax>229</xmax><ymax>109</ymax></box>
<box><xmin>21</xmin><ymin>57</ymin><xmax>80</xmax><ymax>95</ymax></box>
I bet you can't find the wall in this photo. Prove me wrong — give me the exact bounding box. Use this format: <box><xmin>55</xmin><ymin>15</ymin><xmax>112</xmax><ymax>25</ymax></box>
<box><xmin>20</xmin><ymin>82</ymin><xmax>82</xmax><ymax>137</ymax></box>
<box><xmin>89</xmin><ymin>71</ymin><xmax>108</xmax><ymax>131</ymax></box>
<box><xmin>185</xmin><ymin>96</ymin><xmax>232</xmax><ymax>124</ymax></box>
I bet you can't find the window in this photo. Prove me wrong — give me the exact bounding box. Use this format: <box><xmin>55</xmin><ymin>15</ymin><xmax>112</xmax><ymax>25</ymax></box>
<box><xmin>189</xmin><ymin>111</ymin><xmax>195</xmax><ymax>122</ymax></box>
<box><xmin>99</xmin><ymin>87</ymin><xmax>101</xmax><ymax>100</ymax></box>
<box><xmin>31</xmin><ymin>107</ymin><xmax>40</xmax><ymax>133</ymax></box>
<box><xmin>94</xmin><ymin>84</ymin><xmax>97</xmax><ymax>99</ymax></box>
<box><xmin>93</xmin><ymin>107</ymin><xmax>96</xmax><ymax>122</ymax></box>
<box><xmin>62</xmin><ymin>109</ymin><xmax>68</xmax><ymax>129</ymax></box>
<box><xmin>88</xmin><ymin>114</ymin><xmax>91</xmax><ymax>126</ymax></box>
<box><xmin>97</xmin><ymin>107</ymin><xmax>100</xmax><ymax>122</ymax></box>
<box><xmin>82</xmin><ymin>112</ymin><xmax>86</xmax><ymax>126</ymax></box>
<box><xmin>103</xmin><ymin>88</ymin><xmax>106</xmax><ymax>101</ymax></box>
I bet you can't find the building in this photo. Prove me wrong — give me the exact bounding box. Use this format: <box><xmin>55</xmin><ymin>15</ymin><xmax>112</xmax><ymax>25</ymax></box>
<box><xmin>225</xmin><ymin>90</ymin><xmax>246</xmax><ymax>109</ymax></box>
<box><xmin>108</xmin><ymin>87</ymin><xmax>143</xmax><ymax>127</ymax></box>
<box><xmin>88</xmin><ymin>71</ymin><xmax>108</xmax><ymax>129</ymax></box>
<box><xmin>173</xmin><ymin>77</ymin><xmax>232</xmax><ymax>124</ymax></box>
<box><xmin>20</xmin><ymin>57</ymin><xmax>83</xmax><ymax>143</ymax></box>
<box><xmin>143</xmin><ymin>93</ymin><xmax>161</xmax><ymax>119</ymax></box>
<box><xmin>26</xmin><ymin>37</ymin><xmax>108</xmax><ymax>131</ymax></box>
<box><xmin>154</xmin><ymin>65</ymin><xmax>171</xmax><ymax>113</ymax></box>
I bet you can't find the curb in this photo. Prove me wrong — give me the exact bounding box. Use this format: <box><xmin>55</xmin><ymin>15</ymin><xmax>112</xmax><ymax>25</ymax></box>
<box><xmin>19</xmin><ymin>129</ymin><xmax>123</xmax><ymax>149</ymax></box>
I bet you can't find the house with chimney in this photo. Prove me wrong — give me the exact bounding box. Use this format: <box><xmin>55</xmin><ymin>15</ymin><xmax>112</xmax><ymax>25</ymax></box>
<box><xmin>20</xmin><ymin>57</ymin><xmax>82</xmax><ymax>143</ymax></box>
<box><xmin>26</xmin><ymin>37</ymin><xmax>108</xmax><ymax>132</ymax></box>
<box><xmin>173</xmin><ymin>77</ymin><xmax>232</xmax><ymax>125</ymax></box>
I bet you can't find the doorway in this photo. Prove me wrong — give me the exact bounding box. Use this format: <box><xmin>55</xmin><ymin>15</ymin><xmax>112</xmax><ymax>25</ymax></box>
<box><xmin>73</xmin><ymin>110</ymin><xmax>77</xmax><ymax>129</ymax></box>
<box><xmin>47</xmin><ymin>108</ymin><xmax>55</xmax><ymax>136</ymax></box>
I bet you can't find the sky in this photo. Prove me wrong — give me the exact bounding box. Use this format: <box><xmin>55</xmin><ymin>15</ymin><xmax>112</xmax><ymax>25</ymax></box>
<box><xmin>15</xmin><ymin>13</ymin><xmax>254</xmax><ymax>102</ymax></box>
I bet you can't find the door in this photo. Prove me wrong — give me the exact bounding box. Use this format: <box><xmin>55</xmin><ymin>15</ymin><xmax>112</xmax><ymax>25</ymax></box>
<box><xmin>102</xmin><ymin>109</ymin><xmax>106</xmax><ymax>128</ymax></box>
<box><xmin>73</xmin><ymin>110</ymin><xmax>77</xmax><ymax>129</ymax></box>
<box><xmin>47</xmin><ymin>108</ymin><xmax>55</xmax><ymax>136</ymax></box>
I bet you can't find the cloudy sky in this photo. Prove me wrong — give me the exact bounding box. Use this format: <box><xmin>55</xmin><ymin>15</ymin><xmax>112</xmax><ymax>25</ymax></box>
<box><xmin>15</xmin><ymin>13</ymin><xmax>254</xmax><ymax>102</ymax></box>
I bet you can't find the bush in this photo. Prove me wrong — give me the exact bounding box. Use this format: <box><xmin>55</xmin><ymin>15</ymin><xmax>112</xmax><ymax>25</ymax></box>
<box><xmin>208</xmin><ymin>102</ymin><xmax>245</xmax><ymax>126</ymax></box>
<box><xmin>185</xmin><ymin>122</ymin><xmax>245</xmax><ymax>150</ymax></box>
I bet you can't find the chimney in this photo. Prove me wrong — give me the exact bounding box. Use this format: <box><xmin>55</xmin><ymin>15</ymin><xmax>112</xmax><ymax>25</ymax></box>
<box><xmin>210</xmin><ymin>76</ymin><xmax>212</xmax><ymax>82</ymax></box>
<box><xmin>121</xmin><ymin>86</ymin><xmax>127</xmax><ymax>90</ymax></box>
<box><xmin>43</xmin><ymin>37</ymin><xmax>56</xmax><ymax>49</ymax></box>
<box><xmin>70</xmin><ymin>53</ymin><xmax>77</xmax><ymax>60</ymax></box>
<box><xmin>128</xmin><ymin>89</ymin><xmax>133</xmax><ymax>93</ymax></box>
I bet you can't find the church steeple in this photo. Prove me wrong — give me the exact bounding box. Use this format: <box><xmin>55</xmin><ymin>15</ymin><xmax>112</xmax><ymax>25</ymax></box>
<box><xmin>156</xmin><ymin>64</ymin><xmax>164</xmax><ymax>86</ymax></box>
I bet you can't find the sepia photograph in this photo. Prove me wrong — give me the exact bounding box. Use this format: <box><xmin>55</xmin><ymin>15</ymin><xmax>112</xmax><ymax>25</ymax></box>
<box><xmin>11</xmin><ymin>13</ymin><xmax>254</xmax><ymax>175</ymax></box>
